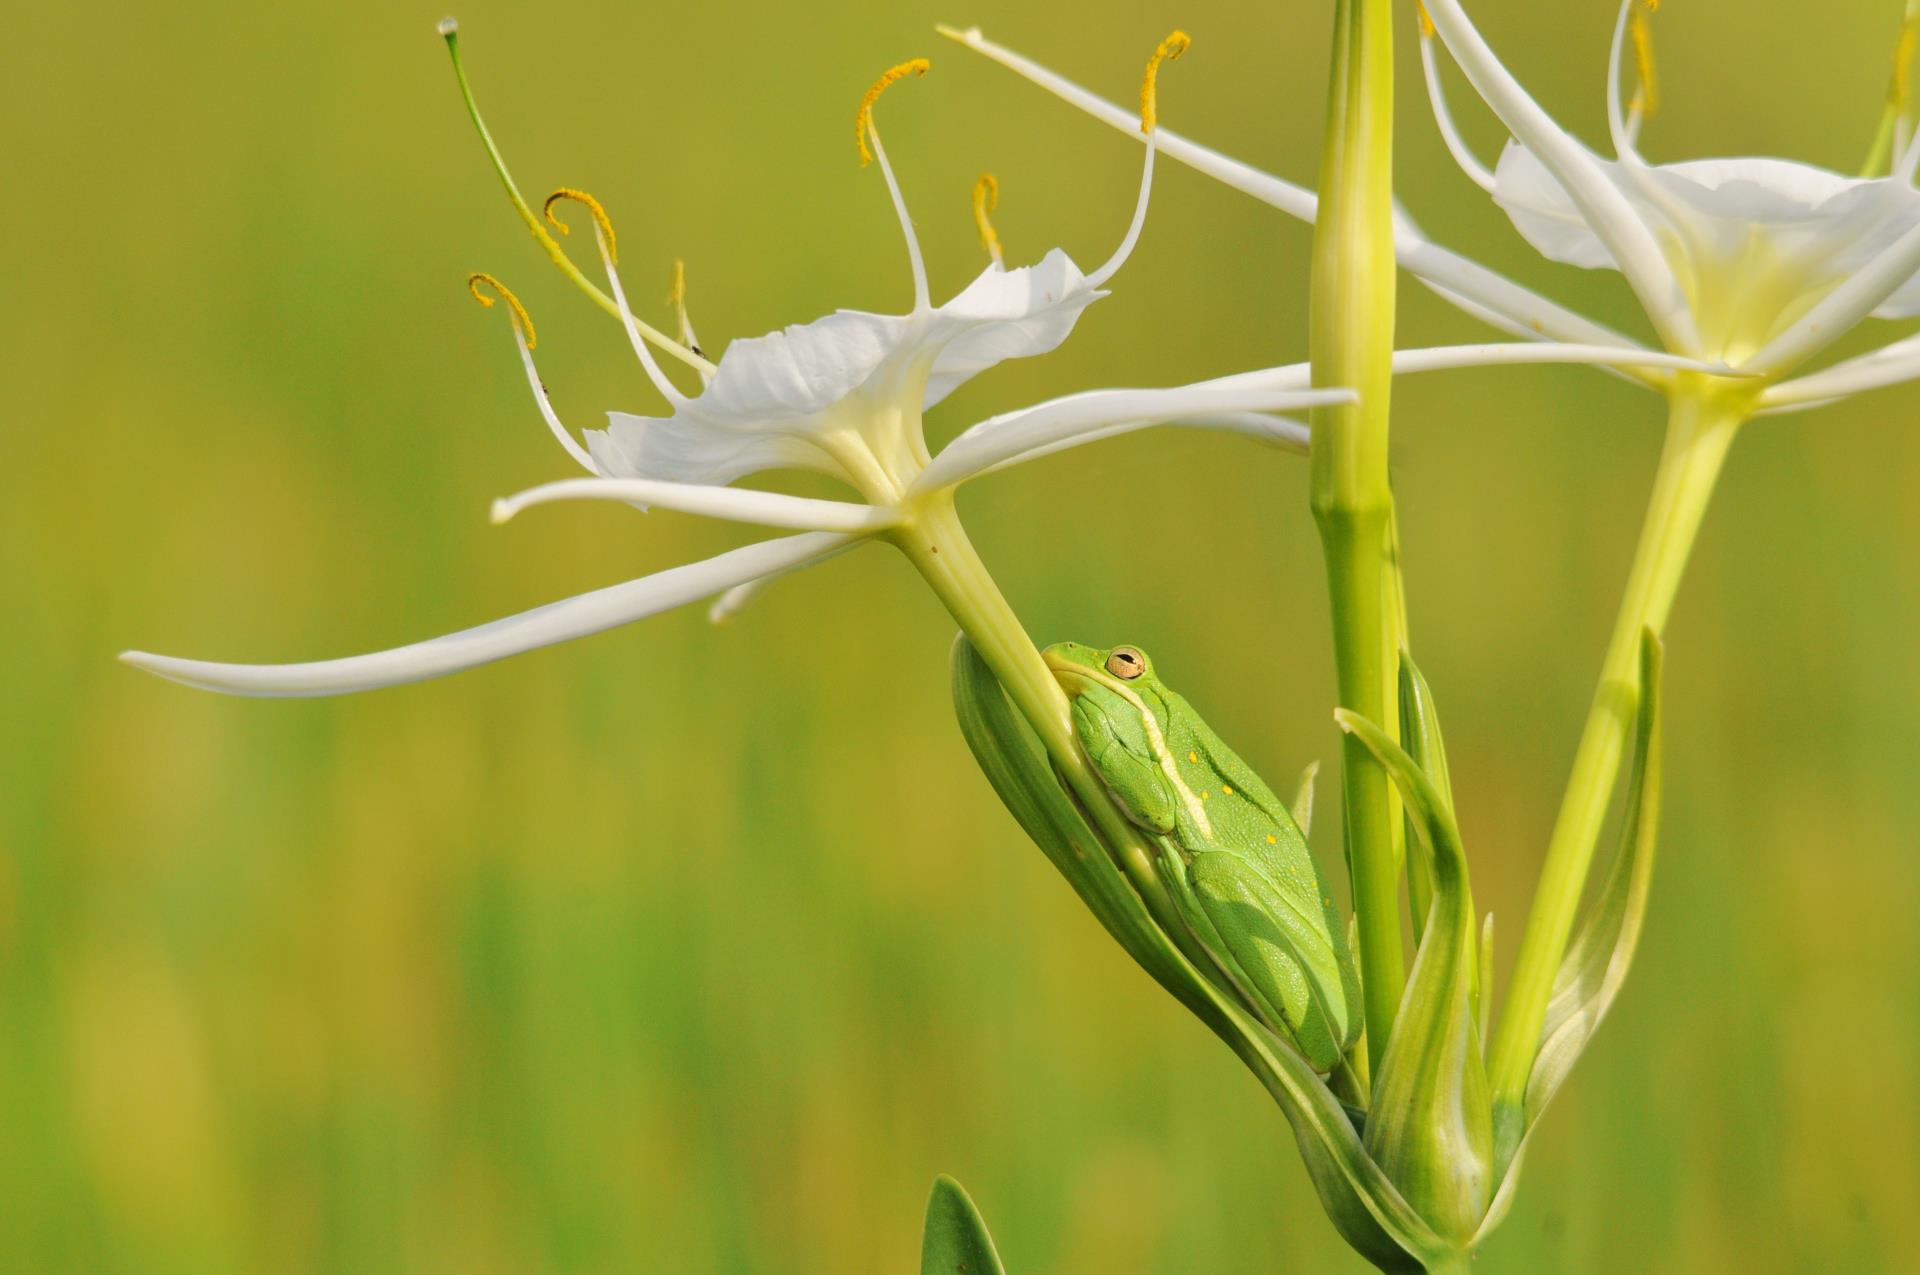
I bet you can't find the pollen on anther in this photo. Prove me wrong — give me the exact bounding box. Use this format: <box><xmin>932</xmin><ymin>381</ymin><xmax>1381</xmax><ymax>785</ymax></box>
<box><xmin>1629</xmin><ymin>1</ymin><xmax>1659</xmax><ymax>117</ymax></box>
<box><xmin>543</xmin><ymin>187</ymin><xmax>618</xmax><ymax>263</ymax></box>
<box><xmin>856</xmin><ymin>58</ymin><xmax>931</xmax><ymax>166</ymax></box>
<box><xmin>1139</xmin><ymin>30</ymin><xmax>1191</xmax><ymax>134</ymax></box>
<box><xmin>972</xmin><ymin>173</ymin><xmax>1004</xmax><ymax>266</ymax></box>
<box><xmin>1416</xmin><ymin>3</ymin><xmax>1434</xmax><ymax>38</ymax></box>
<box><xmin>467</xmin><ymin>272</ymin><xmax>537</xmax><ymax>348</ymax></box>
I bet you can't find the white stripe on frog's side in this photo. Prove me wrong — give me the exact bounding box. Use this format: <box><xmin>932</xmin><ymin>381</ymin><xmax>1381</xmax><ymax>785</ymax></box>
<box><xmin>1105</xmin><ymin>679</ymin><xmax>1214</xmax><ymax>841</ymax></box>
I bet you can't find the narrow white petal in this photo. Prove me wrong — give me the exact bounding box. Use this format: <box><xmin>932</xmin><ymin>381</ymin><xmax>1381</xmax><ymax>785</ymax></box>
<box><xmin>1388</xmin><ymin>342</ymin><xmax>1723</xmax><ymax>377</ymax></box>
<box><xmin>1742</xmin><ymin>222</ymin><xmax>1920</xmax><ymax>376</ymax></box>
<box><xmin>942</xmin><ymin>24</ymin><xmax>1647</xmax><ymax>357</ymax></box>
<box><xmin>120</xmin><ymin>531</ymin><xmax>857</xmax><ymax>698</ymax></box>
<box><xmin>1421</xmin><ymin>0</ymin><xmax>1699</xmax><ymax>352</ymax></box>
<box><xmin>1420</xmin><ymin>28</ymin><xmax>1497</xmax><ymax>193</ymax></box>
<box><xmin>491</xmin><ymin>477</ymin><xmax>900</xmax><ymax>533</ymax></box>
<box><xmin>974</xmin><ymin>411</ymin><xmax>1312</xmax><ymax>479</ymax></box>
<box><xmin>1758</xmin><ymin>331</ymin><xmax>1920</xmax><ymax>410</ymax></box>
<box><xmin>937</xmin><ymin>25</ymin><xmax>1318</xmax><ymax>219</ymax></box>
<box><xmin>707</xmin><ymin>536</ymin><xmax>868</xmax><ymax>625</ymax></box>
<box><xmin>917</xmin><ymin>372</ymin><xmax>1344</xmax><ymax>493</ymax></box>
<box><xmin>1175</xmin><ymin>411</ymin><xmax>1312</xmax><ymax>451</ymax></box>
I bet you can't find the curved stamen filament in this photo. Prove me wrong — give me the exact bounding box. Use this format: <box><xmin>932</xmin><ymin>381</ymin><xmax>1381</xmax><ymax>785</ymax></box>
<box><xmin>1419</xmin><ymin>10</ymin><xmax>1497</xmax><ymax>193</ymax></box>
<box><xmin>466</xmin><ymin>273</ymin><xmax>599</xmax><ymax>473</ymax></box>
<box><xmin>439</xmin><ymin>20</ymin><xmax>715</xmax><ymax>377</ymax></box>
<box><xmin>972</xmin><ymin>173</ymin><xmax>1005</xmax><ymax>267</ymax></box>
<box><xmin>670</xmin><ymin>260</ymin><xmax>713</xmax><ymax>387</ymax></box>
<box><xmin>856</xmin><ymin>59</ymin><xmax>933</xmax><ymax>311</ymax></box>
<box><xmin>547</xmin><ymin>189</ymin><xmax>691</xmax><ymax>410</ymax></box>
<box><xmin>1088</xmin><ymin>32</ymin><xmax>1189</xmax><ymax>289</ymax></box>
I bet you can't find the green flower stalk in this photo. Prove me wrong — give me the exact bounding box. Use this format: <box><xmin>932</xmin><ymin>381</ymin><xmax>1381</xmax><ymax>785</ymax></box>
<box><xmin>1308</xmin><ymin>0</ymin><xmax>1405</xmax><ymax>1080</ymax></box>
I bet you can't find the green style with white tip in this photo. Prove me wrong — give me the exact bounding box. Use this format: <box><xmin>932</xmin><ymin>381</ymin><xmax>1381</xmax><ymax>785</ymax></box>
<box><xmin>1042</xmin><ymin>641</ymin><xmax>1361</xmax><ymax>1072</ymax></box>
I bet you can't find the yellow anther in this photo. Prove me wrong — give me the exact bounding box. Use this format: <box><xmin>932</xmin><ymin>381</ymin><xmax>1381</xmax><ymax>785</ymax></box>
<box><xmin>1416</xmin><ymin>3</ymin><xmax>1435</xmax><ymax>39</ymax></box>
<box><xmin>1139</xmin><ymin>30</ymin><xmax>1191</xmax><ymax>134</ymax></box>
<box><xmin>669</xmin><ymin>259</ymin><xmax>704</xmax><ymax>357</ymax></box>
<box><xmin>1893</xmin><ymin>21</ymin><xmax>1919</xmax><ymax>109</ymax></box>
<box><xmin>543</xmin><ymin>187</ymin><xmax>618</xmax><ymax>264</ymax></box>
<box><xmin>856</xmin><ymin>58</ymin><xmax>931</xmax><ymax>166</ymax></box>
<box><xmin>971</xmin><ymin>173</ymin><xmax>1004</xmax><ymax>266</ymax></box>
<box><xmin>1629</xmin><ymin>2</ymin><xmax>1659</xmax><ymax>117</ymax></box>
<box><xmin>467</xmin><ymin>272</ymin><xmax>537</xmax><ymax>348</ymax></box>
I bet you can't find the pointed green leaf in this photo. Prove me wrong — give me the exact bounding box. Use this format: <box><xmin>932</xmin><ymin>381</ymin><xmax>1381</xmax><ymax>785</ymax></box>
<box><xmin>921</xmin><ymin>1176</ymin><xmax>1007</xmax><ymax>1275</ymax></box>
<box><xmin>1291</xmin><ymin>760</ymin><xmax>1321</xmax><ymax>837</ymax></box>
<box><xmin>1524</xmin><ymin>630</ymin><xmax>1664</xmax><ymax>1128</ymax></box>
<box><xmin>1397</xmin><ymin>655</ymin><xmax>1457</xmax><ymax>944</ymax></box>
<box><xmin>1477</xmin><ymin>632</ymin><xmax>1663</xmax><ymax>1247</ymax></box>
<box><xmin>1338</xmin><ymin>703</ymin><xmax>1493</xmax><ymax>1247</ymax></box>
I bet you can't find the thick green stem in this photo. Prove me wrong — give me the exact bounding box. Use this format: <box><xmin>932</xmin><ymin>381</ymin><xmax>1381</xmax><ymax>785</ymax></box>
<box><xmin>1487</xmin><ymin>383</ymin><xmax>1747</xmax><ymax>1129</ymax></box>
<box><xmin>1310</xmin><ymin>0</ymin><xmax>1405</xmax><ymax>1072</ymax></box>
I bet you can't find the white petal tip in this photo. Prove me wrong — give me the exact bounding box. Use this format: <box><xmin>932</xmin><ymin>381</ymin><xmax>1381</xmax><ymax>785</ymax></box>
<box><xmin>935</xmin><ymin>23</ymin><xmax>981</xmax><ymax>43</ymax></box>
<box><xmin>436</xmin><ymin>16</ymin><xmax>458</xmax><ymax>36</ymax></box>
<box><xmin>490</xmin><ymin>498</ymin><xmax>517</xmax><ymax>525</ymax></box>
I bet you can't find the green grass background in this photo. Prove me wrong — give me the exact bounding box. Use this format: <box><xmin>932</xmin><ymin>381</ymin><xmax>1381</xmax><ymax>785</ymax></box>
<box><xmin>7</xmin><ymin>0</ymin><xmax>1920</xmax><ymax>1270</ymax></box>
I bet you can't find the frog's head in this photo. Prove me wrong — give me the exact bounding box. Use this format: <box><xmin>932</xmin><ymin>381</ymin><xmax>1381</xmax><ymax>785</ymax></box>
<box><xmin>1042</xmin><ymin>641</ymin><xmax>1165</xmax><ymax>701</ymax></box>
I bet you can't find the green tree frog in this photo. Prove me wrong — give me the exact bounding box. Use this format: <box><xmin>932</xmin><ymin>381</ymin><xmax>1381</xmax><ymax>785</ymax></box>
<box><xmin>1043</xmin><ymin>641</ymin><xmax>1361</xmax><ymax>1072</ymax></box>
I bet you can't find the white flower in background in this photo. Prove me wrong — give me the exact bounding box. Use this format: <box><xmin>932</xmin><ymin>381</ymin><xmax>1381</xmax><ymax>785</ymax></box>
<box><xmin>120</xmin><ymin>28</ymin><xmax>1712</xmax><ymax>699</ymax></box>
<box><xmin>947</xmin><ymin>9</ymin><xmax>1920</xmax><ymax>413</ymax></box>
<box><xmin>1418</xmin><ymin>0</ymin><xmax>1920</xmax><ymax>409</ymax></box>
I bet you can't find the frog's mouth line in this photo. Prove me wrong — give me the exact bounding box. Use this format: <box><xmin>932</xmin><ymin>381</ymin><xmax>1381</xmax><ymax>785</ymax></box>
<box><xmin>1042</xmin><ymin>648</ymin><xmax>1124</xmax><ymax>699</ymax></box>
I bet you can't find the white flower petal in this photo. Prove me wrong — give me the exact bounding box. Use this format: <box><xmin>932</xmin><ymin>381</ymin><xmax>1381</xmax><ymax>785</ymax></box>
<box><xmin>917</xmin><ymin>372</ymin><xmax>1344</xmax><ymax>493</ymax></box>
<box><xmin>587</xmin><ymin>413</ymin><xmax>842</xmax><ymax>488</ymax></box>
<box><xmin>1758</xmin><ymin>330</ymin><xmax>1920</xmax><ymax>411</ymax></box>
<box><xmin>491</xmin><ymin>478</ymin><xmax>901</xmax><ymax>533</ymax></box>
<box><xmin>1493</xmin><ymin>142</ymin><xmax>1619</xmax><ymax>271</ymax></box>
<box><xmin>1420</xmin><ymin>0</ymin><xmax>1697</xmax><ymax>351</ymax></box>
<box><xmin>1743</xmin><ymin>221</ymin><xmax>1920</xmax><ymax>376</ymax></box>
<box><xmin>974</xmin><ymin>411</ymin><xmax>1312</xmax><ymax>480</ymax></box>
<box><xmin>921</xmin><ymin>250</ymin><xmax>1105</xmax><ymax>408</ymax></box>
<box><xmin>1387</xmin><ymin>341</ymin><xmax>1723</xmax><ymax>377</ymax></box>
<box><xmin>120</xmin><ymin>531</ymin><xmax>857</xmax><ymax>698</ymax></box>
<box><xmin>942</xmin><ymin>24</ymin><xmax>1649</xmax><ymax>360</ymax></box>
<box><xmin>707</xmin><ymin>536</ymin><xmax>868</xmax><ymax>625</ymax></box>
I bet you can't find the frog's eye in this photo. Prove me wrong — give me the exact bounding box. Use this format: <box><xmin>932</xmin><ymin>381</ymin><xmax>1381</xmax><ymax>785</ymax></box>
<box><xmin>1106</xmin><ymin>647</ymin><xmax>1147</xmax><ymax>680</ymax></box>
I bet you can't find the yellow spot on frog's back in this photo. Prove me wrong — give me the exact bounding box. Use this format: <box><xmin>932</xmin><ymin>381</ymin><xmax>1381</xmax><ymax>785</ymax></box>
<box><xmin>1188</xmin><ymin>750</ymin><xmax>1199</xmax><ymax>764</ymax></box>
<box><xmin>1266</xmin><ymin>834</ymin><xmax>1277</xmax><ymax>845</ymax></box>
<box><xmin>1221</xmin><ymin>784</ymin><xmax>1234</xmax><ymax>796</ymax></box>
<box><xmin>1200</xmin><ymin>789</ymin><xmax>1210</xmax><ymax>801</ymax></box>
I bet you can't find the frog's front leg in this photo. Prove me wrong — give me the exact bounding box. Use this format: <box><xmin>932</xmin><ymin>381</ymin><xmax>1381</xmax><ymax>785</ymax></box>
<box><xmin>1070</xmin><ymin>693</ymin><xmax>1177</xmax><ymax>835</ymax></box>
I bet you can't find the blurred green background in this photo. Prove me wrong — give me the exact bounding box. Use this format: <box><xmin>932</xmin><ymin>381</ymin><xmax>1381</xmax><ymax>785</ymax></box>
<box><xmin>7</xmin><ymin>0</ymin><xmax>1919</xmax><ymax>1270</ymax></box>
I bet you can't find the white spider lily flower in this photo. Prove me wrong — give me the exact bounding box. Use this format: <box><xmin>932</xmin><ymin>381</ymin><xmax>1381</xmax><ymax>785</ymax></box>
<box><xmin>1419</xmin><ymin>0</ymin><xmax>1920</xmax><ymax>404</ymax></box>
<box><xmin>118</xmin><ymin>37</ymin><xmax>1328</xmax><ymax>698</ymax></box>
